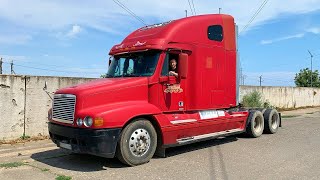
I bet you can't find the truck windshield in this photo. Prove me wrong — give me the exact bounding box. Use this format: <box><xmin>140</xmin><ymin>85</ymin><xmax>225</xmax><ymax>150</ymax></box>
<box><xmin>106</xmin><ymin>50</ymin><xmax>160</xmax><ymax>78</ymax></box>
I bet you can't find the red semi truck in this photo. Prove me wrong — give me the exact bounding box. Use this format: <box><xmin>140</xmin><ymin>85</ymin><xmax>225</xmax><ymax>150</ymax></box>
<box><xmin>48</xmin><ymin>14</ymin><xmax>281</xmax><ymax>166</ymax></box>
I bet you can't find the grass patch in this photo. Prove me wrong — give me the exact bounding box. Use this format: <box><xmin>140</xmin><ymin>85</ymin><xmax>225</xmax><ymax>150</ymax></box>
<box><xmin>41</xmin><ymin>168</ymin><xmax>50</xmax><ymax>172</ymax></box>
<box><xmin>0</xmin><ymin>162</ymin><xmax>25</xmax><ymax>168</ymax></box>
<box><xmin>306</xmin><ymin>112</ymin><xmax>314</xmax><ymax>114</ymax></box>
<box><xmin>0</xmin><ymin>135</ymin><xmax>49</xmax><ymax>145</ymax></box>
<box><xmin>56</xmin><ymin>175</ymin><xmax>72</xmax><ymax>180</ymax></box>
<box><xmin>20</xmin><ymin>134</ymin><xmax>30</xmax><ymax>140</ymax></box>
<box><xmin>282</xmin><ymin>115</ymin><xmax>299</xmax><ymax>118</ymax></box>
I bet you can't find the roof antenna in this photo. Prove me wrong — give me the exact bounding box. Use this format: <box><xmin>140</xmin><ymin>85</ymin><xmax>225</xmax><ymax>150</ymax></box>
<box><xmin>219</xmin><ymin>8</ymin><xmax>222</xmax><ymax>14</ymax></box>
<box><xmin>185</xmin><ymin>10</ymin><xmax>188</xmax><ymax>17</ymax></box>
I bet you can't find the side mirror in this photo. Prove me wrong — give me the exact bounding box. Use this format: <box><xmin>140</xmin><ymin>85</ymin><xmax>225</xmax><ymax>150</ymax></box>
<box><xmin>108</xmin><ymin>57</ymin><xmax>112</xmax><ymax>67</ymax></box>
<box><xmin>178</xmin><ymin>53</ymin><xmax>188</xmax><ymax>79</ymax></box>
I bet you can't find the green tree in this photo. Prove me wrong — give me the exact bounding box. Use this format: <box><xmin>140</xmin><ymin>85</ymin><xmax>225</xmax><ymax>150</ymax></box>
<box><xmin>294</xmin><ymin>68</ymin><xmax>320</xmax><ymax>87</ymax></box>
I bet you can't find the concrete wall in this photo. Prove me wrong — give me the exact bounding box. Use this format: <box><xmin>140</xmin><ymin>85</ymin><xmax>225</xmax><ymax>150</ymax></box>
<box><xmin>0</xmin><ymin>75</ymin><xmax>94</xmax><ymax>140</ymax></box>
<box><xmin>1</xmin><ymin>74</ymin><xmax>320</xmax><ymax>140</ymax></box>
<box><xmin>0</xmin><ymin>75</ymin><xmax>26</xmax><ymax>140</ymax></box>
<box><xmin>240</xmin><ymin>86</ymin><xmax>320</xmax><ymax>109</ymax></box>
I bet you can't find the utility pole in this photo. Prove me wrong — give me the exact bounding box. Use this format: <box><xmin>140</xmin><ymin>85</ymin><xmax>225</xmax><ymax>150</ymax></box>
<box><xmin>239</xmin><ymin>66</ymin><xmax>242</xmax><ymax>85</ymax></box>
<box><xmin>219</xmin><ymin>8</ymin><xmax>222</xmax><ymax>14</ymax></box>
<box><xmin>10</xmin><ymin>60</ymin><xmax>15</xmax><ymax>74</ymax></box>
<box><xmin>185</xmin><ymin>10</ymin><xmax>188</xmax><ymax>17</ymax></box>
<box><xmin>0</xmin><ymin>57</ymin><xmax>2</xmax><ymax>74</ymax></box>
<box><xmin>242</xmin><ymin>75</ymin><xmax>247</xmax><ymax>85</ymax></box>
<box><xmin>259</xmin><ymin>75</ymin><xmax>262</xmax><ymax>86</ymax></box>
<box><xmin>308</xmin><ymin>50</ymin><xmax>313</xmax><ymax>87</ymax></box>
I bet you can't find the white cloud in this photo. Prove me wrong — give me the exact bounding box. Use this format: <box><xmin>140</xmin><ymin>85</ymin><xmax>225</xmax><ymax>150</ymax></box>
<box><xmin>306</xmin><ymin>27</ymin><xmax>320</xmax><ymax>34</ymax></box>
<box><xmin>66</xmin><ymin>25</ymin><xmax>82</xmax><ymax>38</ymax></box>
<box><xmin>0</xmin><ymin>55</ymin><xmax>28</xmax><ymax>62</ymax></box>
<box><xmin>0</xmin><ymin>0</ymin><xmax>320</xmax><ymax>36</ymax></box>
<box><xmin>0</xmin><ymin>34</ymin><xmax>32</xmax><ymax>45</ymax></box>
<box><xmin>54</xmin><ymin>25</ymin><xmax>82</xmax><ymax>40</ymax></box>
<box><xmin>260</xmin><ymin>33</ymin><xmax>305</xmax><ymax>45</ymax></box>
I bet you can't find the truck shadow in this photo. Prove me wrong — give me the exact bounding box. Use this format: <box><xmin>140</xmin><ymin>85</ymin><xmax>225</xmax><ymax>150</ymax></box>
<box><xmin>30</xmin><ymin>136</ymin><xmax>238</xmax><ymax>172</ymax></box>
<box><xmin>31</xmin><ymin>149</ymin><xmax>126</xmax><ymax>171</ymax></box>
<box><xmin>164</xmin><ymin>136</ymin><xmax>238</xmax><ymax>158</ymax></box>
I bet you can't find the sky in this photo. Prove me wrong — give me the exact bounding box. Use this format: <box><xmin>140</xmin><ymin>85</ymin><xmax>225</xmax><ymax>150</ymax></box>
<box><xmin>1</xmin><ymin>0</ymin><xmax>320</xmax><ymax>86</ymax></box>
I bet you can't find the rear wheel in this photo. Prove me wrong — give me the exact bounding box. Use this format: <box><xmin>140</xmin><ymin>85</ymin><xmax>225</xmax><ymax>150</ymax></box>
<box><xmin>246</xmin><ymin>111</ymin><xmax>264</xmax><ymax>138</ymax></box>
<box><xmin>116</xmin><ymin>119</ymin><xmax>157</xmax><ymax>166</ymax></box>
<box><xmin>263</xmin><ymin>109</ymin><xmax>280</xmax><ymax>134</ymax></box>
<box><xmin>255</xmin><ymin>108</ymin><xmax>267</xmax><ymax>114</ymax></box>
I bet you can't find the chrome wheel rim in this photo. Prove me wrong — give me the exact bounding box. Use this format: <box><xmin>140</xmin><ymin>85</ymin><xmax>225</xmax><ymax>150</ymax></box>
<box><xmin>129</xmin><ymin>128</ymin><xmax>151</xmax><ymax>157</ymax></box>
<box><xmin>253</xmin><ymin>116</ymin><xmax>263</xmax><ymax>133</ymax></box>
<box><xmin>271</xmin><ymin>114</ymin><xmax>278</xmax><ymax>129</ymax></box>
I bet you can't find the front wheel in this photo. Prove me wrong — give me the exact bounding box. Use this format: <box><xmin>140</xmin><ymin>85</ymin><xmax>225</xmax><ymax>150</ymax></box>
<box><xmin>116</xmin><ymin>119</ymin><xmax>157</xmax><ymax>166</ymax></box>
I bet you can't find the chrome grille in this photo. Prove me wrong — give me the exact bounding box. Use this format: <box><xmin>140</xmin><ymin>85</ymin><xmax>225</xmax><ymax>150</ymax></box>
<box><xmin>52</xmin><ymin>94</ymin><xmax>76</xmax><ymax>123</ymax></box>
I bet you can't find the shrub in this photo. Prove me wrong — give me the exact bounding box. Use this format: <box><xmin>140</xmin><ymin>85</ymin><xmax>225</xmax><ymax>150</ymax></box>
<box><xmin>242</xmin><ymin>90</ymin><xmax>263</xmax><ymax>108</ymax></box>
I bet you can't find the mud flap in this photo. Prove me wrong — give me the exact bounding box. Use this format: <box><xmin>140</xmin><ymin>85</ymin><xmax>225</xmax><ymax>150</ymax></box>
<box><xmin>155</xmin><ymin>147</ymin><xmax>166</xmax><ymax>158</ymax></box>
<box><xmin>279</xmin><ymin>113</ymin><xmax>282</xmax><ymax>127</ymax></box>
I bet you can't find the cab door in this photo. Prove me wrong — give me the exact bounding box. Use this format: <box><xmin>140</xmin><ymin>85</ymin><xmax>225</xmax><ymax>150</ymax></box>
<box><xmin>158</xmin><ymin>53</ymin><xmax>186</xmax><ymax>112</ymax></box>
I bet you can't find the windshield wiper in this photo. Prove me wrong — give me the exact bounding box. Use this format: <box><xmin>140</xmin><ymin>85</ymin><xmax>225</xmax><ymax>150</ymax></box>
<box><xmin>105</xmin><ymin>74</ymin><xmax>115</xmax><ymax>78</ymax></box>
<box><xmin>122</xmin><ymin>74</ymin><xmax>140</xmax><ymax>77</ymax></box>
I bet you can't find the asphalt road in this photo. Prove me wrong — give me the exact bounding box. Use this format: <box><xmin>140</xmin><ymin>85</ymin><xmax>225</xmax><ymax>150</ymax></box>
<box><xmin>1</xmin><ymin>112</ymin><xmax>320</xmax><ymax>180</ymax></box>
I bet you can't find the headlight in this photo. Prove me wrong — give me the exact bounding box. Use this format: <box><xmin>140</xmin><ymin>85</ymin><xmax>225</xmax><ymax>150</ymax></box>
<box><xmin>76</xmin><ymin>118</ymin><xmax>83</xmax><ymax>127</ymax></box>
<box><xmin>84</xmin><ymin>116</ymin><xmax>93</xmax><ymax>127</ymax></box>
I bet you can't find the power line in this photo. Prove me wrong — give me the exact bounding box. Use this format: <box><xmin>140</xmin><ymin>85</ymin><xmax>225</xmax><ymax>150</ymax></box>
<box><xmin>187</xmin><ymin>0</ymin><xmax>194</xmax><ymax>15</ymax></box>
<box><xmin>263</xmin><ymin>78</ymin><xmax>293</xmax><ymax>83</ymax></box>
<box><xmin>1</xmin><ymin>58</ymin><xmax>103</xmax><ymax>71</ymax></box>
<box><xmin>2</xmin><ymin>61</ymin><xmax>102</xmax><ymax>75</ymax></box>
<box><xmin>112</xmin><ymin>0</ymin><xmax>147</xmax><ymax>26</ymax></box>
<box><xmin>191</xmin><ymin>0</ymin><xmax>196</xmax><ymax>15</ymax></box>
<box><xmin>240</xmin><ymin>0</ymin><xmax>269</xmax><ymax>34</ymax></box>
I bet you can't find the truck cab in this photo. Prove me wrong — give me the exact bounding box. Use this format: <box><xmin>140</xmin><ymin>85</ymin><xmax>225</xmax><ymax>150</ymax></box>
<box><xmin>48</xmin><ymin>14</ymin><xmax>280</xmax><ymax>166</ymax></box>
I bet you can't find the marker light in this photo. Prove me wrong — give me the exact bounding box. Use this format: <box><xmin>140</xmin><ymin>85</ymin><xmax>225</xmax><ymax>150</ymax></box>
<box><xmin>94</xmin><ymin>117</ymin><xmax>104</xmax><ymax>127</ymax></box>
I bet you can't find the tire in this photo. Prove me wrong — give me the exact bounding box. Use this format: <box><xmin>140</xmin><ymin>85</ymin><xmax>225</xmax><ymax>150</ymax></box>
<box><xmin>116</xmin><ymin>119</ymin><xmax>157</xmax><ymax>166</ymax></box>
<box><xmin>263</xmin><ymin>109</ymin><xmax>280</xmax><ymax>134</ymax></box>
<box><xmin>255</xmin><ymin>108</ymin><xmax>267</xmax><ymax>114</ymax></box>
<box><xmin>246</xmin><ymin>110</ymin><xmax>264</xmax><ymax>138</ymax></box>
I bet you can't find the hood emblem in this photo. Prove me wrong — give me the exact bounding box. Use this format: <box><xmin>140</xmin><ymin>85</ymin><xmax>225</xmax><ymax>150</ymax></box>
<box><xmin>115</xmin><ymin>44</ymin><xmax>124</xmax><ymax>49</ymax></box>
<box><xmin>133</xmin><ymin>41</ymin><xmax>146</xmax><ymax>47</ymax></box>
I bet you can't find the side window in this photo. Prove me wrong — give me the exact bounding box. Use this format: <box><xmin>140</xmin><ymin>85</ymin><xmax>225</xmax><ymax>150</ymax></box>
<box><xmin>208</xmin><ymin>25</ymin><xmax>223</xmax><ymax>42</ymax></box>
<box><xmin>161</xmin><ymin>53</ymin><xmax>179</xmax><ymax>76</ymax></box>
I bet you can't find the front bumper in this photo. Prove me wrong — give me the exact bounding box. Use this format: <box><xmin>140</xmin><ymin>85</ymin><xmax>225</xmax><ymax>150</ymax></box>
<box><xmin>48</xmin><ymin>122</ymin><xmax>121</xmax><ymax>158</ymax></box>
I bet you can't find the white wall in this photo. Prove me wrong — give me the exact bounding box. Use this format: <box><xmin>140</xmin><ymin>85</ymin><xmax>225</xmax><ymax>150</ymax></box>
<box><xmin>0</xmin><ymin>75</ymin><xmax>94</xmax><ymax>140</ymax></box>
<box><xmin>240</xmin><ymin>86</ymin><xmax>320</xmax><ymax>109</ymax></box>
<box><xmin>1</xmin><ymin>75</ymin><xmax>319</xmax><ymax>140</ymax></box>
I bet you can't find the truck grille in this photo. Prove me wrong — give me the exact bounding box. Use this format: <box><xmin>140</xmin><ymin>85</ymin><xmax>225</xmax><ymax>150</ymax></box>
<box><xmin>52</xmin><ymin>94</ymin><xmax>76</xmax><ymax>123</ymax></box>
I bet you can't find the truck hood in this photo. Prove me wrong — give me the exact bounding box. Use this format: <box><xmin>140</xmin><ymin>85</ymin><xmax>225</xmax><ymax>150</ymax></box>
<box><xmin>55</xmin><ymin>77</ymin><xmax>149</xmax><ymax>109</ymax></box>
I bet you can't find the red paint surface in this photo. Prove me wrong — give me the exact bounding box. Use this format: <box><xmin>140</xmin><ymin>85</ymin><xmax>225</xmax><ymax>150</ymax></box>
<box><xmin>49</xmin><ymin>14</ymin><xmax>249</xmax><ymax>146</ymax></box>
